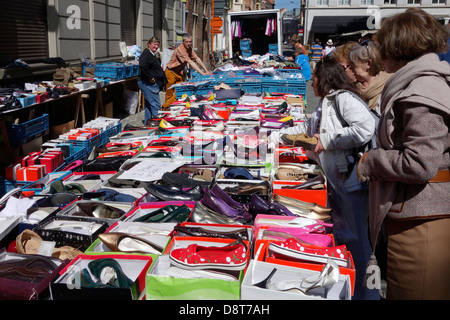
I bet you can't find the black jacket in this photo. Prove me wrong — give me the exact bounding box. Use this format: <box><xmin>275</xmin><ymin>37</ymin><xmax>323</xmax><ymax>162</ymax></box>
<box><xmin>138</xmin><ymin>48</ymin><xmax>167</xmax><ymax>90</ymax></box>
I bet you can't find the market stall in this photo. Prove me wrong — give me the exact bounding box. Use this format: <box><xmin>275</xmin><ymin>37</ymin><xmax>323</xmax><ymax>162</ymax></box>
<box><xmin>0</xmin><ymin>61</ymin><xmax>355</xmax><ymax>301</ymax></box>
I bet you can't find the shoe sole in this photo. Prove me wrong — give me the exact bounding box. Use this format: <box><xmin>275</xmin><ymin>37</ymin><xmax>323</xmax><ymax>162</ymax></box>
<box><xmin>268</xmin><ymin>243</ymin><xmax>348</xmax><ymax>267</ymax></box>
<box><xmin>169</xmin><ymin>255</ymin><xmax>247</xmax><ymax>271</ymax></box>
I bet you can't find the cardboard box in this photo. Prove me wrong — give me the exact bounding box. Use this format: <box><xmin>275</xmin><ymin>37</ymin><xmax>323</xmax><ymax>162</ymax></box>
<box><xmin>49</xmin><ymin>120</ymin><xmax>75</xmax><ymax>140</ymax></box>
<box><xmin>85</xmin><ymin>221</ymin><xmax>176</xmax><ymax>254</ymax></box>
<box><xmin>146</xmin><ymin>237</ymin><xmax>249</xmax><ymax>300</ymax></box>
<box><xmin>241</xmin><ymin>260</ymin><xmax>352</xmax><ymax>300</ymax></box>
<box><xmin>51</xmin><ymin>253</ymin><xmax>154</xmax><ymax>300</ymax></box>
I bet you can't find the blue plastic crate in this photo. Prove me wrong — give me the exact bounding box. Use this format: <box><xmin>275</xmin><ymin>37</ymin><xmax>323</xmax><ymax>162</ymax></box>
<box><xmin>268</xmin><ymin>43</ymin><xmax>278</xmax><ymax>54</ymax></box>
<box><xmin>175</xmin><ymin>82</ymin><xmax>214</xmax><ymax>99</ymax></box>
<box><xmin>132</xmin><ymin>65</ymin><xmax>139</xmax><ymax>76</ymax></box>
<box><xmin>240</xmin><ymin>39</ymin><xmax>251</xmax><ymax>50</ymax></box>
<box><xmin>67</xmin><ymin>133</ymin><xmax>102</xmax><ymax>153</ymax></box>
<box><xmin>100</xmin><ymin>122</ymin><xmax>122</xmax><ymax>145</ymax></box>
<box><xmin>6</xmin><ymin>114</ymin><xmax>49</xmax><ymax>145</ymax></box>
<box><xmin>242</xmin><ymin>50</ymin><xmax>252</xmax><ymax>58</ymax></box>
<box><xmin>262</xmin><ymin>79</ymin><xmax>307</xmax><ymax>95</ymax></box>
<box><xmin>231</xmin><ymin>79</ymin><xmax>262</xmax><ymax>94</ymax></box>
<box><xmin>95</xmin><ymin>63</ymin><xmax>126</xmax><ymax>79</ymax></box>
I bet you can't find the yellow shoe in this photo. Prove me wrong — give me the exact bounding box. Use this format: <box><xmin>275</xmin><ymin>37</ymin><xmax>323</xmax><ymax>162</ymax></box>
<box><xmin>279</xmin><ymin>115</ymin><xmax>293</xmax><ymax>122</ymax></box>
<box><xmin>160</xmin><ymin>119</ymin><xmax>175</xmax><ymax>129</ymax></box>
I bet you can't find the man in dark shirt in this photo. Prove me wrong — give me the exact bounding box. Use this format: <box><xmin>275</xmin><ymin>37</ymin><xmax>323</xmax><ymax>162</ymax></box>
<box><xmin>138</xmin><ymin>37</ymin><xmax>167</xmax><ymax>124</ymax></box>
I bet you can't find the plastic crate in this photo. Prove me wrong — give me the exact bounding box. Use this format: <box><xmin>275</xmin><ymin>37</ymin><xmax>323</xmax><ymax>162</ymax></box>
<box><xmin>16</xmin><ymin>94</ymin><xmax>36</xmax><ymax>107</ymax></box>
<box><xmin>240</xmin><ymin>39</ymin><xmax>252</xmax><ymax>50</ymax></box>
<box><xmin>124</xmin><ymin>65</ymin><xmax>133</xmax><ymax>78</ymax></box>
<box><xmin>262</xmin><ymin>79</ymin><xmax>307</xmax><ymax>95</ymax></box>
<box><xmin>131</xmin><ymin>65</ymin><xmax>139</xmax><ymax>77</ymax></box>
<box><xmin>100</xmin><ymin>122</ymin><xmax>122</xmax><ymax>145</ymax></box>
<box><xmin>242</xmin><ymin>50</ymin><xmax>252</xmax><ymax>58</ymax></box>
<box><xmin>6</xmin><ymin>114</ymin><xmax>49</xmax><ymax>145</ymax></box>
<box><xmin>232</xmin><ymin>79</ymin><xmax>262</xmax><ymax>94</ymax></box>
<box><xmin>268</xmin><ymin>43</ymin><xmax>278</xmax><ymax>54</ymax></box>
<box><xmin>66</xmin><ymin>133</ymin><xmax>102</xmax><ymax>153</ymax></box>
<box><xmin>175</xmin><ymin>82</ymin><xmax>214</xmax><ymax>99</ymax></box>
<box><xmin>95</xmin><ymin>64</ymin><xmax>126</xmax><ymax>80</ymax></box>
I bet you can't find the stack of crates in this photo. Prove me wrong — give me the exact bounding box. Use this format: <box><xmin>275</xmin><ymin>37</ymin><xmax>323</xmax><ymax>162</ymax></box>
<box><xmin>240</xmin><ymin>39</ymin><xmax>252</xmax><ymax>58</ymax></box>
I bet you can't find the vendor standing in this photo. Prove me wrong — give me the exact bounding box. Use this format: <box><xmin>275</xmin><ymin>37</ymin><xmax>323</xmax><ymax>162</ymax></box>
<box><xmin>162</xmin><ymin>34</ymin><xmax>211</xmax><ymax>109</ymax></box>
<box><xmin>138</xmin><ymin>37</ymin><xmax>167</xmax><ymax>124</ymax></box>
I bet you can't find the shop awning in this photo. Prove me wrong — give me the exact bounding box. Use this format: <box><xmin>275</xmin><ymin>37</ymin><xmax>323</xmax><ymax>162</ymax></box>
<box><xmin>310</xmin><ymin>16</ymin><xmax>369</xmax><ymax>34</ymax></box>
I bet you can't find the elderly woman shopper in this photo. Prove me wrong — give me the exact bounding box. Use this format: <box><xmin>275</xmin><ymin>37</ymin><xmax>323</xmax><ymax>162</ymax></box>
<box><xmin>357</xmin><ymin>8</ymin><xmax>450</xmax><ymax>300</ymax></box>
<box><xmin>269</xmin><ymin>57</ymin><xmax>379</xmax><ymax>300</ymax></box>
<box><xmin>348</xmin><ymin>41</ymin><xmax>391</xmax><ymax>113</ymax></box>
<box><xmin>333</xmin><ymin>41</ymin><xmax>359</xmax><ymax>84</ymax></box>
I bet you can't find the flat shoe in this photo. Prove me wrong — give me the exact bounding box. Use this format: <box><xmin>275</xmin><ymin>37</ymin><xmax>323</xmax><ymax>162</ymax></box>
<box><xmin>169</xmin><ymin>241</ymin><xmax>248</xmax><ymax>271</ymax></box>
<box><xmin>98</xmin><ymin>232</ymin><xmax>164</xmax><ymax>254</ymax></box>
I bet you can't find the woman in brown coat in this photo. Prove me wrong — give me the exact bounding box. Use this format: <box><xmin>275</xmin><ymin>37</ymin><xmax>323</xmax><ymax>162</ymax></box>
<box><xmin>356</xmin><ymin>8</ymin><xmax>450</xmax><ymax>299</ymax></box>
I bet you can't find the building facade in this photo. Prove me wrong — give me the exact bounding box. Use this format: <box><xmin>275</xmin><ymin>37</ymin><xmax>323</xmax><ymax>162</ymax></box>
<box><xmin>0</xmin><ymin>0</ymin><xmax>215</xmax><ymax>68</ymax></box>
<box><xmin>300</xmin><ymin>0</ymin><xmax>450</xmax><ymax>45</ymax></box>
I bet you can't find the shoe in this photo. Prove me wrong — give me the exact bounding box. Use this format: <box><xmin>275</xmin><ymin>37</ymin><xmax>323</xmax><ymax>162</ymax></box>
<box><xmin>260</xmin><ymin>259</ymin><xmax>340</xmax><ymax>298</ymax></box>
<box><xmin>275</xmin><ymin>168</ymin><xmax>309</xmax><ymax>181</ymax></box>
<box><xmin>191</xmin><ymin>201</ymin><xmax>244</xmax><ymax>225</ymax></box>
<box><xmin>249</xmin><ymin>193</ymin><xmax>295</xmax><ymax>217</ymax></box>
<box><xmin>203</xmin><ymin>185</ymin><xmax>252</xmax><ymax>222</ymax></box>
<box><xmin>169</xmin><ymin>241</ymin><xmax>248</xmax><ymax>271</ymax></box>
<box><xmin>273</xmin><ymin>194</ymin><xmax>332</xmax><ymax>220</ymax></box>
<box><xmin>145</xmin><ymin>183</ymin><xmax>204</xmax><ymax>202</ymax></box>
<box><xmin>174</xmin><ymin>225</ymin><xmax>249</xmax><ymax>241</ymax></box>
<box><xmin>133</xmin><ymin>204</ymin><xmax>191</xmax><ymax>223</ymax></box>
<box><xmin>223</xmin><ymin>167</ymin><xmax>259</xmax><ymax>180</ymax></box>
<box><xmin>74</xmin><ymin>201</ymin><xmax>126</xmax><ymax>219</ymax></box>
<box><xmin>269</xmin><ymin>238</ymin><xmax>349</xmax><ymax>267</ymax></box>
<box><xmin>16</xmin><ymin>229</ymin><xmax>83</xmax><ymax>260</ymax></box>
<box><xmin>281</xmin><ymin>133</ymin><xmax>317</xmax><ymax>151</ymax></box>
<box><xmin>224</xmin><ymin>181</ymin><xmax>270</xmax><ymax>196</ymax></box>
<box><xmin>162</xmin><ymin>172</ymin><xmax>212</xmax><ymax>188</ymax></box>
<box><xmin>98</xmin><ymin>232</ymin><xmax>164</xmax><ymax>254</ymax></box>
<box><xmin>258</xmin><ymin>229</ymin><xmax>333</xmax><ymax>247</ymax></box>
<box><xmin>281</xmin><ymin>174</ymin><xmax>326</xmax><ymax>190</ymax></box>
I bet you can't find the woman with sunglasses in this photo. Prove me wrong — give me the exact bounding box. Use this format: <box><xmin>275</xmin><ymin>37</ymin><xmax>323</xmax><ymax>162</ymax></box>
<box><xmin>348</xmin><ymin>41</ymin><xmax>391</xmax><ymax>113</ymax></box>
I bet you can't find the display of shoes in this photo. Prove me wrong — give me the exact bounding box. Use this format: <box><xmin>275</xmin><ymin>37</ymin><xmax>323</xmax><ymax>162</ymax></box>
<box><xmin>1</xmin><ymin>67</ymin><xmax>360</xmax><ymax>301</ymax></box>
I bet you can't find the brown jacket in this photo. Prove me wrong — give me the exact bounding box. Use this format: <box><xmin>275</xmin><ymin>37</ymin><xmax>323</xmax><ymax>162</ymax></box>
<box><xmin>357</xmin><ymin>53</ymin><xmax>450</xmax><ymax>248</ymax></box>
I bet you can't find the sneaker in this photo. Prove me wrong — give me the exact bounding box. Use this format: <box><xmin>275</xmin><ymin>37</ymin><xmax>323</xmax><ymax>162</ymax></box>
<box><xmin>269</xmin><ymin>238</ymin><xmax>349</xmax><ymax>267</ymax></box>
<box><xmin>169</xmin><ymin>241</ymin><xmax>248</xmax><ymax>271</ymax></box>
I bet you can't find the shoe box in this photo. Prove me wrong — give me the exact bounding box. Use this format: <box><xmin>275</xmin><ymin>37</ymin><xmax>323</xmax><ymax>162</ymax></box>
<box><xmin>50</xmin><ymin>253</ymin><xmax>155</xmax><ymax>300</ymax></box>
<box><xmin>146</xmin><ymin>237</ymin><xmax>250</xmax><ymax>300</ymax></box>
<box><xmin>241</xmin><ymin>260</ymin><xmax>352</xmax><ymax>300</ymax></box>
<box><xmin>85</xmin><ymin>220</ymin><xmax>176</xmax><ymax>254</ymax></box>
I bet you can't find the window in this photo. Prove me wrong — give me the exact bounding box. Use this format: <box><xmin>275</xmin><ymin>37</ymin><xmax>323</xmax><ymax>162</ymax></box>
<box><xmin>432</xmin><ymin>0</ymin><xmax>445</xmax><ymax>3</ymax></box>
<box><xmin>407</xmin><ymin>0</ymin><xmax>420</xmax><ymax>3</ymax></box>
<box><xmin>120</xmin><ymin>0</ymin><xmax>136</xmax><ymax>46</ymax></box>
<box><xmin>384</xmin><ymin>0</ymin><xmax>397</xmax><ymax>4</ymax></box>
<box><xmin>316</xmin><ymin>0</ymin><xmax>329</xmax><ymax>5</ymax></box>
<box><xmin>0</xmin><ymin>0</ymin><xmax>48</xmax><ymax>66</ymax></box>
<box><xmin>360</xmin><ymin>0</ymin><xmax>374</xmax><ymax>4</ymax></box>
<box><xmin>338</xmin><ymin>0</ymin><xmax>350</xmax><ymax>5</ymax></box>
